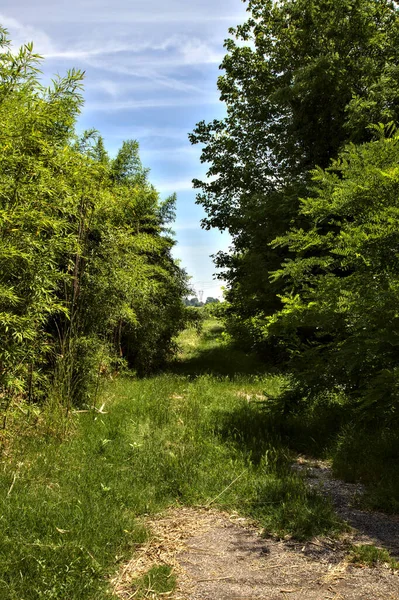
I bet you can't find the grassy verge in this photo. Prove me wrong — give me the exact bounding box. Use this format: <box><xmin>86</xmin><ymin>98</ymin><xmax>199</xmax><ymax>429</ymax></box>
<box><xmin>332</xmin><ymin>426</ymin><xmax>399</xmax><ymax>513</ymax></box>
<box><xmin>248</xmin><ymin>372</ymin><xmax>399</xmax><ymax>513</ymax></box>
<box><xmin>0</xmin><ymin>319</ymin><xmax>343</xmax><ymax>599</ymax></box>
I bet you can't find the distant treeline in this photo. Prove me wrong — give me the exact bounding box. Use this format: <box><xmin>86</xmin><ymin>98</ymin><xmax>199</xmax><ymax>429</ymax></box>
<box><xmin>183</xmin><ymin>296</ymin><xmax>220</xmax><ymax>307</ymax></box>
<box><xmin>0</xmin><ymin>27</ymin><xmax>189</xmax><ymax>418</ymax></box>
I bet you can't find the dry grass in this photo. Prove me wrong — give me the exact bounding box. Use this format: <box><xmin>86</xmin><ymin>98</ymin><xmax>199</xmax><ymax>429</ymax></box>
<box><xmin>112</xmin><ymin>507</ymin><xmax>255</xmax><ymax>600</ymax></box>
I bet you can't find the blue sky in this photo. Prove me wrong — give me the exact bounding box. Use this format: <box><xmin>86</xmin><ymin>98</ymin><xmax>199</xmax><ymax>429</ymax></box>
<box><xmin>1</xmin><ymin>0</ymin><xmax>247</xmax><ymax>300</ymax></box>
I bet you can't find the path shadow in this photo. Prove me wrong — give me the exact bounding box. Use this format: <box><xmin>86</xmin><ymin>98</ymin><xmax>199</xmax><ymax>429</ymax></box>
<box><xmin>168</xmin><ymin>345</ymin><xmax>269</xmax><ymax>378</ymax></box>
<box><xmin>297</xmin><ymin>462</ymin><xmax>399</xmax><ymax>558</ymax></box>
<box><xmin>215</xmin><ymin>400</ymin><xmax>399</xmax><ymax>557</ymax></box>
<box><xmin>212</xmin><ymin>400</ymin><xmax>282</xmax><ymax>464</ymax></box>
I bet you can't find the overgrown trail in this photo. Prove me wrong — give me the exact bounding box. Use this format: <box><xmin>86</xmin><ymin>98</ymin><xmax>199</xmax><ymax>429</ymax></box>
<box><xmin>1</xmin><ymin>320</ymin><xmax>398</xmax><ymax>599</ymax></box>
<box><xmin>111</xmin><ymin>321</ymin><xmax>399</xmax><ymax>600</ymax></box>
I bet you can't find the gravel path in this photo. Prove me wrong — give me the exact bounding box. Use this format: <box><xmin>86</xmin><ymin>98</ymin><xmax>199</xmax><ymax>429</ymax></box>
<box><xmin>293</xmin><ymin>458</ymin><xmax>399</xmax><ymax>558</ymax></box>
<box><xmin>114</xmin><ymin>458</ymin><xmax>399</xmax><ymax>600</ymax></box>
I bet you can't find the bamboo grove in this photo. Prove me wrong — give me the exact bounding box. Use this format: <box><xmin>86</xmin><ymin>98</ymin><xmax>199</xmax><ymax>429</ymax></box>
<box><xmin>0</xmin><ymin>27</ymin><xmax>189</xmax><ymax>420</ymax></box>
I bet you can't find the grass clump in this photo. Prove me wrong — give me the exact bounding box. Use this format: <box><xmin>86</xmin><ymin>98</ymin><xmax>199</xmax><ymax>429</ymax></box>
<box><xmin>130</xmin><ymin>565</ymin><xmax>176</xmax><ymax>598</ymax></box>
<box><xmin>0</xmin><ymin>414</ymin><xmax>149</xmax><ymax>599</ymax></box>
<box><xmin>170</xmin><ymin>318</ymin><xmax>269</xmax><ymax>377</ymax></box>
<box><xmin>349</xmin><ymin>545</ymin><xmax>399</xmax><ymax>570</ymax></box>
<box><xmin>250</xmin><ymin>372</ymin><xmax>399</xmax><ymax>513</ymax></box>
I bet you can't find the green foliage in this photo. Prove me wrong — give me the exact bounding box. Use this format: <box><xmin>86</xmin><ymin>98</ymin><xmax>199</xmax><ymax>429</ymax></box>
<box><xmin>190</xmin><ymin>0</ymin><xmax>399</xmax><ymax>352</ymax></box>
<box><xmin>191</xmin><ymin>2</ymin><xmax>399</xmax><ymax>506</ymax></box>
<box><xmin>202</xmin><ymin>301</ymin><xmax>222</xmax><ymax>318</ymax></box>
<box><xmin>0</xmin><ymin>28</ymin><xmax>189</xmax><ymax>415</ymax></box>
<box><xmin>170</xmin><ymin>318</ymin><xmax>269</xmax><ymax>377</ymax></box>
<box><xmin>131</xmin><ymin>565</ymin><xmax>176</xmax><ymax>598</ymax></box>
<box><xmin>205</xmin><ymin>296</ymin><xmax>220</xmax><ymax>304</ymax></box>
<box><xmin>184</xmin><ymin>306</ymin><xmax>205</xmax><ymax>333</ymax></box>
<box><xmin>0</xmin><ymin>321</ymin><xmax>343</xmax><ymax>599</ymax></box>
<box><xmin>332</xmin><ymin>424</ymin><xmax>399</xmax><ymax>512</ymax></box>
<box><xmin>268</xmin><ymin>133</ymin><xmax>399</xmax><ymax>422</ymax></box>
<box><xmin>184</xmin><ymin>295</ymin><xmax>203</xmax><ymax>307</ymax></box>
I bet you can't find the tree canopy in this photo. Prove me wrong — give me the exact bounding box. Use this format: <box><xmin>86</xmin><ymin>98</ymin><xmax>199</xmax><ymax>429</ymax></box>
<box><xmin>190</xmin><ymin>0</ymin><xmax>399</xmax><ymax>354</ymax></box>
<box><xmin>190</xmin><ymin>0</ymin><xmax>399</xmax><ymax>425</ymax></box>
<box><xmin>268</xmin><ymin>129</ymin><xmax>399</xmax><ymax>420</ymax></box>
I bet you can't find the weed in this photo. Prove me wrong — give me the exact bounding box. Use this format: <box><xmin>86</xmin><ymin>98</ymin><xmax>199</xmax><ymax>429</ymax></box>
<box><xmin>349</xmin><ymin>544</ymin><xmax>399</xmax><ymax>570</ymax></box>
<box><xmin>170</xmin><ymin>319</ymin><xmax>269</xmax><ymax>377</ymax></box>
<box><xmin>332</xmin><ymin>425</ymin><xmax>399</xmax><ymax>513</ymax></box>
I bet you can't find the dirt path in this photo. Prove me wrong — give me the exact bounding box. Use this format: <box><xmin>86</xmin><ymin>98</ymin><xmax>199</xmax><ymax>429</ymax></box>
<box><xmin>293</xmin><ymin>457</ymin><xmax>399</xmax><ymax>559</ymax></box>
<box><xmin>112</xmin><ymin>320</ymin><xmax>399</xmax><ymax>599</ymax></box>
<box><xmin>114</xmin><ymin>506</ymin><xmax>399</xmax><ymax>600</ymax></box>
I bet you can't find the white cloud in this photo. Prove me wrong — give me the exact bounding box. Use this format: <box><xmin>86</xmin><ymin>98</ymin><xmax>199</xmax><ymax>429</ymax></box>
<box><xmin>84</xmin><ymin>59</ymin><xmax>206</xmax><ymax>94</ymax></box>
<box><xmin>40</xmin><ymin>37</ymin><xmax>182</xmax><ymax>61</ymax></box>
<box><xmin>141</xmin><ymin>145</ymin><xmax>200</xmax><ymax>158</ymax></box>
<box><xmin>173</xmin><ymin>244</ymin><xmax>215</xmax><ymax>258</ymax></box>
<box><xmin>177</xmin><ymin>38</ymin><xmax>223</xmax><ymax>65</ymax></box>
<box><xmin>173</xmin><ymin>220</ymin><xmax>203</xmax><ymax>231</ymax></box>
<box><xmin>0</xmin><ymin>13</ymin><xmax>56</xmax><ymax>55</ymax></box>
<box><xmin>154</xmin><ymin>179</ymin><xmax>194</xmax><ymax>193</ymax></box>
<box><xmin>106</xmin><ymin>126</ymin><xmax>190</xmax><ymax>140</ymax></box>
<box><xmin>5</xmin><ymin>21</ymin><xmax>223</xmax><ymax>69</ymax></box>
<box><xmin>2</xmin><ymin>3</ymin><xmax>243</xmax><ymax>26</ymax></box>
<box><xmin>85</xmin><ymin>95</ymin><xmax>219</xmax><ymax>111</ymax></box>
<box><xmin>85</xmin><ymin>77</ymin><xmax>204</xmax><ymax>98</ymax></box>
<box><xmin>87</xmin><ymin>79</ymin><xmax>121</xmax><ymax>98</ymax></box>
<box><xmin>0</xmin><ymin>14</ymin><xmax>223</xmax><ymax>100</ymax></box>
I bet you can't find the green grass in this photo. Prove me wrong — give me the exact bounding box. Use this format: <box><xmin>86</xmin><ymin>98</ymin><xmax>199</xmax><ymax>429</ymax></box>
<box><xmin>349</xmin><ymin>545</ymin><xmax>399</xmax><ymax>570</ymax></box>
<box><xmin>169</xmin><ymin>319</ymin><xmax>270</xmax><ymax>377</ymax></box>
<box><xmin>332</xmin><ymin>425</ymin><xmax>399</xmax><ymax>514</ymax></box>
<box><xmin>0</xmin><ymin>319</ymin><xmax>344</xmax><ymax>599</ymax></box>
<box><xmin>130</xmin><ymin>565</ymin><xmax>176</xmax><ymax>598</ymax></box>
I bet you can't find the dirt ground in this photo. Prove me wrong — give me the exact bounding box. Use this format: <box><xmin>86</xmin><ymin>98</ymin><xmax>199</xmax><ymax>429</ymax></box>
<box><xmin>292</xmin><ymin>457</ymin><xmax>399</xmax><ymax>559</ymax></box>
<box><xmin>114</xmin><ymin>463</ymin><xmax>399</xmax><ymax>600</ymax></box>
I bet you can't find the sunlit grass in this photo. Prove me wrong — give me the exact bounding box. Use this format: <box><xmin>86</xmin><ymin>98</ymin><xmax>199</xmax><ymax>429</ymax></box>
<box><xmin>130</xmin><ymin>565</ymin><xmax>176</xmax><ymax>598</ymax></box>
<box><xmin>349</xmin><ymin>545</ymin><xmax>399</xmax><ymax>570</ymax></box>
<box><xmin>0</xmin><ymin>319</ymin><xmax>343</xmax><ymax>599</ymax></box>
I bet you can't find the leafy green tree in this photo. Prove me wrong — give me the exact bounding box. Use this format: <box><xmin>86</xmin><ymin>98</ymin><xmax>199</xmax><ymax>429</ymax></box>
<box><xmin>184</xmin><ymin>297</ymin><xmax>203</xmax><ymax>307</ymax></box>
<box><xmin>205</xmin><ymin>297</ymin><xmax>220</xmax><ymax>304</ymax></box>
<box><xmin>0</xmin><ymin>27</ymin><xmax>85</xmax><ymax>410</ymax></box>
<box><xmin>190</xmin><ymin>0</ymin><xmax>399</xmax><ymax>351</ymax></box>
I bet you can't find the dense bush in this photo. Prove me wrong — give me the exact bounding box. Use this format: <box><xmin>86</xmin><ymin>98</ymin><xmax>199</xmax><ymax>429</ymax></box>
<box><xmin>190</xmin><ymin>0</ymin><xmax>399</xmax><ymax>505</ymax></box>
<box><xmin>191</xmin><ymin>0</ymin><xmax>399</xmax><ymax>353</ymax></box>
<box><xmin>0</xmin><ymin>28</ymin><xmax>189</xmax><ymax>417</ymax></box>
<box><xmin>268</xmin><ymin>131</ymin><xmax>399</xmax><ymax>423</ymax></box>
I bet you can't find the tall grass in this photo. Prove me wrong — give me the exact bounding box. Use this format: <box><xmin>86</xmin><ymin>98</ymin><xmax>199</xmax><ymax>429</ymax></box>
<box><xmin>332</xmin><ymin>425</ymin><xmax>399</xmax><ymax>513</ymax></box>
<box><xmin>0</xmin><ymin>319</ymin><xmax>343</xmax><ymax>599</ymax></box>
